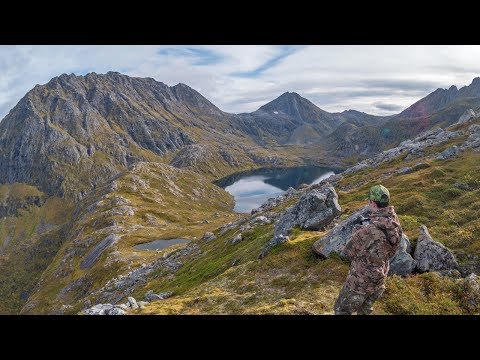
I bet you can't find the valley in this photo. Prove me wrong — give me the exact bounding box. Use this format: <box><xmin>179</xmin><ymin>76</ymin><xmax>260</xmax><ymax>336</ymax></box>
<box><xmin>0</xmin><ymin>71</ymin><xmax>479</xmax><ymax>314</ymax></box>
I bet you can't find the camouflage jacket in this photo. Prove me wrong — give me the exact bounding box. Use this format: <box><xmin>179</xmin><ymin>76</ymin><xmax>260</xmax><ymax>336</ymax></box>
<box><xmin>343</xmin><ymin>206</ymin><xmax>403</xmax><ymax>294</ymax></box>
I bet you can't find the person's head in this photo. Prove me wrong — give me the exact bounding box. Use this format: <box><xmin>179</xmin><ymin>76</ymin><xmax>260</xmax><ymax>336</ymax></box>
<box><xmin>368</xmin><ymin>184</ymin><xmax>390</xmax><ymax>210</ymax></box>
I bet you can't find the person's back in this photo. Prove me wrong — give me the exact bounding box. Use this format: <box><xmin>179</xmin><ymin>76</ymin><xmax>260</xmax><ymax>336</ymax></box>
<box><xmin>334</xmin><ymin>185</ymin><xmax>403</xmax><ymax>315</ymax></box>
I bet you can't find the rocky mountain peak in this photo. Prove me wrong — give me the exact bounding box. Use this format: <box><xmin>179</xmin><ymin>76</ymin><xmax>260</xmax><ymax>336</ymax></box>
<box><xmin>258</xmin><ymin>91</ymin><xmax>326</xmax><ymax>118</ymax></box>
<box><xmin>170</xmin><ymin>83</ymin><xmax>222</xmax><ymax>112</ymax></box>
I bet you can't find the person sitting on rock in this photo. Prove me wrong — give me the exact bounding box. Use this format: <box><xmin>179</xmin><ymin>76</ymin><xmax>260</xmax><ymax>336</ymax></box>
<box><xmin>334</xmin><ymin>185</ymin><xmax>403</xmax><ymax>315</ymax></box>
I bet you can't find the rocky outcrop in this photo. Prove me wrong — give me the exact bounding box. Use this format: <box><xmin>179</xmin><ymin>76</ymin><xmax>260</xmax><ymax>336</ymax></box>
<box><xmin>144</xmin><ymin>290</ymin><xmax>173</xmax><ymax>302</ymax></box>
<box><xmin>312</xmin><ymin>206</ymin><xmax>369</xmax><ymax>259</ymax></box>
<box><xmin>389</xmin><ymin>234</ymin><xmax>416</xmax><ymax>276</ymax></box>
<box><xmin>457</xmin><ymin>109</ymin><xmax>476</xmax><ymax>124</ymax></box>
<box><xmin>413</xmin><ymin>225</ymin><xmax>459</xmax><ymax>273</ymax></box>
<box><xmin>231</xmin><ymin>233</ymin><xmax>243</xmax><ymax>245</ymax></box>
<box><xmin>435</xmin><ymin>145</ymin><xmax>460</xmax><ymax>160</ymax></box>
<box><xmin>201</xmin><ymin>232</ymin><xmax>217</xmax><ymax>242</ymax></box>
<box><xmin>259</xmin><ymin>184</ymin><xmax>341</xmax><ymax>258</ymax></box>
<box><xmin>90</xmin><ymin>243</ymin><xmax>201</xmax><ymax>305</ymax></box>
<box><xmin>81</xmin><ymin>303</ymin><xmax>126</xmax><ymax>315</ymax></box>
<box><xmin>275</xmin><ymin>184</ymin><xmax>341</xmax><ymax>235</ymax></box>
<box><xmin>80</xmin><ymin>234</ymin><xmax>121</xmax><ymax>269</ymax></box>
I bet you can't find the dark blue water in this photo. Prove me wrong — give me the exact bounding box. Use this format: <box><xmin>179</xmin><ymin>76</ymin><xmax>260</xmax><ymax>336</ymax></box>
<box><xmin>216</xmin><ymin>166</ymin><xmax>336</xmax><ymax>213</ymax></box>
<box><xmin>134</xmin><ymin>238</ymin><xmax>190</xmax><ymax>251</ymax></box>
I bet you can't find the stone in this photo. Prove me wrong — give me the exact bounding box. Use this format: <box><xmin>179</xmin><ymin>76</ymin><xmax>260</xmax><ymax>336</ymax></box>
<box><xmin>231</xmin><ymin>233</ymin><xmax>243</xmax><ymax>245</ymax></box>
<box><xmin>144</xmin><ymin>290</ymin><xmax>173</xmax><ymax>301</ymax></box>
<box><xmin>413</xmin><ymin>225</ymin><xmax>459</xmax><ymax>273</ymax></box>
<box><xmin>388</xmin><ymin>234</ymin><xmax>416</xmax><ymax>276</ymax></box>
<box><xmin>274</xmin><ymin>184</ymin><xmax>341</xmax><ymax>235</ymax></box>
<box><xmin>457</xmin><ymin>109</ymin><xmax>476</xmax><ymax>124</ymax></box>
<box><xmin>127</xmin><ymin>296</ymin><xmax>138</xmax><ymax>309</ymax></box>
<box><xmin>82</xmin><ymin>303</ymin><xmax>114</xmax><ymax>315</ymax></box>
<box><xmin>201</xmin><ymin>232</ymin><xmax>217</xmax><ymax>242</ymax></box>
<box><xmin>286</xmin><ymin>187</ymin><xmax>296</xmax><ymax>194</ymax></box>
<box><xmin>137</xmin><ymin>301</ymin><xmax>148</xmax><ymax>309</ymax></box>
<box><xmin>312</xmin><ymin>206</ymin><xmax>369</xmax><ymax>259</ymax></box>
<box><xmin>435</xmin><ymin>145</ymin><xmax>460</xmax><ymax>160</ymax></box>
<box><xmin>458</xmin><ymin>274</ymin><xmax>480</xmax><ymax>313</ymax></box>
<box><xmin>107</xmin><ymin>307</ymin><xmax>126</xmax><ymax>315</ymax></box>
<box><xmin>259</xmin><ymin>184</ymin><xmax>341</xmax><ymax>258</ymax></box>
<box><xmin>251</xmin><ymin>215</ymin><xmax>269</xmax><ymax>226</ymax></box>
<box><xmin>258</xmin><ymin>235</ymin><xmax>289</xmax><ymax>259</ymax></box>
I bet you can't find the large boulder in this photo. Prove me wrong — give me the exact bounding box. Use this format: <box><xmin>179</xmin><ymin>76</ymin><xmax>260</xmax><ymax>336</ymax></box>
<box><xmin>274</xmin><ymin>184</ymin><xmax>341</xmax><ymax>236</ymax></box>
<box><xmin>413</xmin><ymin>225</ymin><xmax>459</xmax><ymax>273</ymax></box>
<box><xmin>388</xmin><ymin>234</ymin><xmax>416</xmax><ymax>276</ymax></box>
<box><xmin>312</xmin><ymin>206</ymin><xmax>369</xmax><ymax>259</ymax></box>
<box><xmin>259</xmin><ymin>184</ymin><xmax>341</xmax><ymax>258</ymax></box>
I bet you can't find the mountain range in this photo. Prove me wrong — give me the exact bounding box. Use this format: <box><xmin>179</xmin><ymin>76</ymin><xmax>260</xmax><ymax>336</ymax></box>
<box><xmin>3</xmin><ymin>71</ymin><xmax>480</xmax><ymax>201</ymax></box>
<box><xmin>1</xmin><ymin>71</ymin><xmax>480</xmax><ymax>314</ymax></box>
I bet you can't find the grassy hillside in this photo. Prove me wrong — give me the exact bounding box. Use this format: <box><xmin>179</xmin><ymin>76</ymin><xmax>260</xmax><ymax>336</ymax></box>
<box><xmin>0</xmin><ymin>183</ymin><xmax>73</xmax><ymax>314</ymax></box>
<box><xmin>22</xmin><ymin>162</ymin><xmax>245</xmax><ymax>314</ymax></box>
<box><xmin>131</xmin><ymin>120</ymin><xmax>480</xmax><ymax>315</ymax></box>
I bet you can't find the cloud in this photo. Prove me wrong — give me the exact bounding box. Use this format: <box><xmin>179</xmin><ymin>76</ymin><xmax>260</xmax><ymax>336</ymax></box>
<box><xmin>373</xmin><ymin>102</ymin><xmax>405</xmax><ymax>112</ymax></box>
<box><xmin>1</xmin><ymin>45</ymin><xmax>480</xmax><ymax>120</ymax></box>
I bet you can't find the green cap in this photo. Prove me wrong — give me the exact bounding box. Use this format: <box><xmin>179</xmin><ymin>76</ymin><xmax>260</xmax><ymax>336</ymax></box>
<box><xmin>369</xmin><ymin>185</ymin><xmax>390</xmax><ymax>204</ymax></box>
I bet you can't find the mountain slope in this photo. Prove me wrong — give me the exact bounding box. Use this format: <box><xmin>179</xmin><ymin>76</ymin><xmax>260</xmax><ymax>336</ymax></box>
<box><xmin>0</xmin><ymin>72</ymin><xmax>299</xmax><ymax>200</ymax></box>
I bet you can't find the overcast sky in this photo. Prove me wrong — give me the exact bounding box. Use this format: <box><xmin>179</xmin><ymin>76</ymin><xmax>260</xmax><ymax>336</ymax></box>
<box><xmin>1</xmin><ymin>45</ymin><xmax>480</xmax><ymax>120</ymax></box>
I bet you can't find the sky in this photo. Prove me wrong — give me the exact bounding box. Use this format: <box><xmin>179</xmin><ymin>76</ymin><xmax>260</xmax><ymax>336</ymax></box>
<box><xmin>1</xmin><ymin>45</ymin><xmax>480</xmax><ymax>120</ymax></box>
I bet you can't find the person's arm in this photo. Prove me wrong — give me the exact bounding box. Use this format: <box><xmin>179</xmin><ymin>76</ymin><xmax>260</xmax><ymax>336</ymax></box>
<box><xmin>344</xmin><ymin>225</ymin><xmax>363</xmax><ymax>259</ymax></box>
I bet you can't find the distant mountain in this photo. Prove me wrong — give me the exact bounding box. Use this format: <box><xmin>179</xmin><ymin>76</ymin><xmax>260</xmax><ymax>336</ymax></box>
<box><xmin>2</xmin><ymin>71</ymin><xmax>480</xmax><ymax>202</ymax></box>
<box><xmin>329</xmin><ymin>78</ymin><xmax>480</xmax><ymax>159</ymax></box>
<box><xmin>233</xmin><ymin>92</ymin><xmax>388</xmax><ymax>146</ymax></box>
<box><xmin>0</xmin><ymin>72</ymin><xmax>293</xmax><ymax>200</ymax></box>
<box><xmin>0</xmin><ymin>72</ymin><xmax>390</xmax><ymax>200</ymax></box>
<box><xmin>399</xmin><ymin>78</ymin><xmax>480</xmax><ymax>119</ymax></box>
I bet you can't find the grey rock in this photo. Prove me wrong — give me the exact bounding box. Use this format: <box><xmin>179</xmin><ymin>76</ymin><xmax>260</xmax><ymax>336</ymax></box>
<box><xmin>466</xmin><ymin>273</ymin><xmax>478</xmax><ymax>280</ymax></box>
<box><xmin>457</xmin><ymin>109</ymin><xmax>476</xmax><ymax>124</ymax></box>
<box><xmin>312</xmin><ymin>206</ymin><xmax>369</xmax><ymax>258</ymax></box>
<box><xmin>395</xmin><ymin>167</ymin><xmax>413</xmax><ymax>175</ymax></box>
<box><xmin>286</xmin><ymin>187</ymin><xmax>297</xmax><ymax>194</ymax></box>
<box><xmin>435</xmin><ymin>145</ymin><xmax>460</xmax><ymax>160</ymax></box>
<box><xmin>137</xmin><ymin>301</ymin><xmax>149</xmax><ymax>309</ymax></box>
<box><xmin>144</xmin><ymin>290</ymin><xmax>173</xmax><ymax>301</ymax></box>
<box><xmin>274</xmin><ymin>184</ymin><xmax>341</xmax><ymax>236</ymax></box>
<box><xmin>127</xmin><ymin>296</ymin><xmax>138</xmax><ymax>309</ymax></box>
<box><xmin>201</xmin><ymin>232</ymin><xmax>217</xmax><ymax>242</ymax></box>
<box><xmin>389</xmin><ymin>234</ymin><xmax>416</xmax><ymax>276</ymax></box>
<box><xmin>453</xmin><ymin>182</ymin><xmax>472</xmax><ymax>191</ymax></box>
<box><xmin>258</xmin><ymin>235</ymin><xmax>289</xmax><ymax>259</ymax></box>
<box><xmin>251</xmin><ymin>215</ymin><xmax>270</xmax><ymax>226</ymax></box>
<box><xmin>413</xmin><ymin>225</ymin><xmax>459</xmax><ymax>273</ymax></box>
<box><xmin>117</xmin><ymin>303</ymin><xmax>129</xmax><ymax>310</ymax></box>
<box><xmin>82</xmin><ymin>303</ymin><xmax>114</xmax><ymax>315</ymax></box>
<box><xmin>259</xmin><ymin>184</ymin><xmax>341</xmax><ymax>258</ymax></box>
<box><xmin>80</xmin><ymin>234</ymin><xmax>121</xmax><ymax>269</ymax></box>
<box><xmin>231</xmin><ymin>233</ymin><xmax>243</xmax><ymax>245</ymax></box>
<box><xmin>107</xmin><ymin>307</ymin><xmax>126</xmax><ymax>315</ymax></box>
<box><xmin>240</xmin><ymin>224</ymin><xmax>252</xmax><ymax>231</ymax></box>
